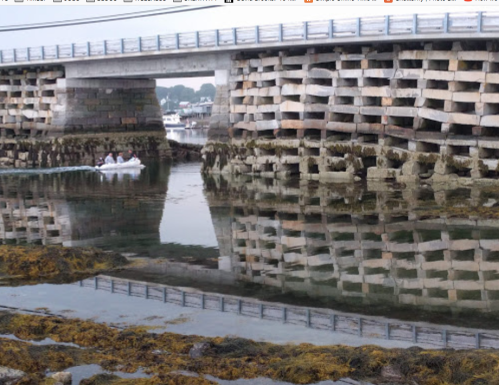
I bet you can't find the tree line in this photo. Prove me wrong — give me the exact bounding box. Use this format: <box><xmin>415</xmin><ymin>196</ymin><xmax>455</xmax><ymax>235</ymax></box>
<box><xmin>156</xmin><ymin>83</ymin><xmax>216</xmax><ymax>111</ymax></box>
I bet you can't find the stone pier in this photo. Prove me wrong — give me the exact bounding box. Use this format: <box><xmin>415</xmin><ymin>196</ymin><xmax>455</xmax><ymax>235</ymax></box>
<box><xmin>0</xmin><ymin>66</ymin><xmax>169</xmax><ymax>167</ymax></box>
<box><xmin>203</xmin><ymin>40</ymin><xmax>499</xmax><ymax>184</ymax></box>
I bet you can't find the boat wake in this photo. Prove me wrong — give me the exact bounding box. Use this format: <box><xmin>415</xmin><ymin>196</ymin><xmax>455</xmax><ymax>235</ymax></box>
<box><xmin>0</xmin><ymin>166</ymin><xmax>95</xmax><ymax>175</ymax></box>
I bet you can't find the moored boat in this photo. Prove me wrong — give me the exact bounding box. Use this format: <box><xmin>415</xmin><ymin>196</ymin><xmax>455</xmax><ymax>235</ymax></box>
<box><xmin>163</xmin><ymin>111</ymin><xmax>185</xmax><ymax>130</ymax></box>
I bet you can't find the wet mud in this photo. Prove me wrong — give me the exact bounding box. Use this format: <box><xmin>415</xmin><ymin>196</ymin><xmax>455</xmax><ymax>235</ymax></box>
<box><xmin>0</xmin><ymin>311</ymin><xmax>498</xmax><ymax>385</ymax></box>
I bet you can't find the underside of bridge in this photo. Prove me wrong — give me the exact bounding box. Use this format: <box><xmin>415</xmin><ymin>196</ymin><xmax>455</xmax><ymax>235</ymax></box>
<box><xmin>203</xmin><ymin>39</ymin><xmax>499</xmax><ymax>184</ymax></box>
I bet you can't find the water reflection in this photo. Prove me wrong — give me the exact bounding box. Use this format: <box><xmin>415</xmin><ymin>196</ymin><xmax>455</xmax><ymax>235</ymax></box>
<box><xmin>166</xmin><ymin>129</ymin><xmax>208</xmax><ymax>146</ymax></box>
<box><xmin>2</xmin><ymin>163</ymin><xmax>499</xmax><ymax>332</ymax></box>
<box><xmin>203</xmin><ymin>175</ymin><xmax>499</xmax><ymax>329</ymax></box>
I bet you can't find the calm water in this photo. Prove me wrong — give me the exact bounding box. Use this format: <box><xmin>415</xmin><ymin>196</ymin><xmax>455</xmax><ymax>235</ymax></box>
<box><xmin>166</xmin><ymin>128</ymin><xmax>209</xmax><ymax>146</ymax></box>
<box><xmin>2</xmin><ymin>160</ymin><xmax>499</xmax><ymax>348</ymax></box>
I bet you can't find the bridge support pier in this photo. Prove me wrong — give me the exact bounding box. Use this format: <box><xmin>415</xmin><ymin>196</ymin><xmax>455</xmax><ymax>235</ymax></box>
<box><xmin>208</xmin><ymin>70</ymin><xmax>231</xmax><ymax>143</ymax></box>
<box><xmin>53</xmin><ymin>77</ymin><xmax>163</xmax><ymax>133</ymax></box>
<box><xmin>0</xmin><ymin>67</ymin><xmax>169</xmax><ymax>167</ymax></box>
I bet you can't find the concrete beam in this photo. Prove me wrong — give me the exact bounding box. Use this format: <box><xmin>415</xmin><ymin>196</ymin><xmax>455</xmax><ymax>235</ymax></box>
<box><xmin>64</xmin><ymin>52</ymin><xmax>232</xmax><ymax>79</ymax></box>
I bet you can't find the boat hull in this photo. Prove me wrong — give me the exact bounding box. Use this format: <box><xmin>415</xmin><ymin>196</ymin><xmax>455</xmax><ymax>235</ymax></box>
<box><xmin>95</xmin><ymin>160</ymin><xmax>145</xmax><ymax>171</ymax></box>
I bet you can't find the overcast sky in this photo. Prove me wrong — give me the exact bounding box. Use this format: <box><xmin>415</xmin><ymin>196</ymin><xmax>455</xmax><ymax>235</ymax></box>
<box><xmin>0</xmin><ymin>5</ymin><xmax>491</xmax><ymax>89</ymax></box>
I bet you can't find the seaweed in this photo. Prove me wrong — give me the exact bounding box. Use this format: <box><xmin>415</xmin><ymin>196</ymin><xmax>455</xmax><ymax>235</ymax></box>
<box><xmin>0</xmin><ymin>245</ymin><xmax>128</xmax><ymax>286</ymax></box>
<box><xmin>3</xmin><ymin>312</ymin><xmax>499</xmax><ymax>385</ymax></box>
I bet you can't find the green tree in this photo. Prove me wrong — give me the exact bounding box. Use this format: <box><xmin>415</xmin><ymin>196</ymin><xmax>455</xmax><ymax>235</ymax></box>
<box><xmin>156</xmin><ymin>82</ymin><xmax>215</xmax><ymax>111</ymax></box>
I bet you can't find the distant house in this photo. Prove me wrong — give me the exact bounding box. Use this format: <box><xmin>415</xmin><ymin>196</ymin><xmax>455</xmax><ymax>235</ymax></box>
<box><xmin>192</xmin><ymin>101</ymin><xmax>213</xmax><ymax>118</ymax></box>
<box><xmin>178</xmin><ymin>101</ymin><xmax>192</xmax><ymax>117</ymax></box>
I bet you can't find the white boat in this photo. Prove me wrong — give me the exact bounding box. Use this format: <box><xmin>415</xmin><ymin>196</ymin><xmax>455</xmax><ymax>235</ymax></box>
<box><xmin>163</xmin><ymin>112</ymin><xmax>185</xmax><ymax>130</ymax></box>
<box><xmin>95</xmin><ymin>158</ymin><xmax>145</xmax><ymax>171</ymax></box>
<box><xmin>98</xmin><ymin>168</ymin><xmax>142</xmax><ymax>181</ymax></box>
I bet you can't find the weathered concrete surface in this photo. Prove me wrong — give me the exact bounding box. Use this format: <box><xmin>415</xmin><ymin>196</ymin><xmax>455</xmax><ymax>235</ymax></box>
<box><xmin>203</xmin><ymin>40</ymin><xmax>499</xmax><ymax>184</ymax></box>
<box><xmin>0</xmin><ymin>131</ymin><xmax>170</xmax><ymax>168</ymax></box>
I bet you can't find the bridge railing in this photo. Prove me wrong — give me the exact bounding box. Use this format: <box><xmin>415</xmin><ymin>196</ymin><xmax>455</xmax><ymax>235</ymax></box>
<box><xmin>1</xmin><ymin>11</ymin><xmax>499</xmax><ymax>65</ymax></box>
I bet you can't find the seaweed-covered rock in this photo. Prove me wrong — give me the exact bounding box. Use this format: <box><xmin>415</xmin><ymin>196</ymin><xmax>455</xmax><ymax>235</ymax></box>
<box><xmin>0</xmin><ymin>366</ymin><xmax>26</xmax><ymax>385</ymax></box>
<box><xmin>0</xmin><ymin>245</ymin><xmax>128</xmax><ymax>285</ymax></box>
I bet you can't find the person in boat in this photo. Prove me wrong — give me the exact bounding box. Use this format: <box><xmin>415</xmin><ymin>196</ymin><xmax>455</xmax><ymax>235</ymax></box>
<box><xmin>96</xmin><ymin>157</ymin><xmax>105</xmax><ymax>167</ymax></box>
<box><xmin>117</xmin><ymin>152</ymin><xmax>124</xmax><ymax>164</ymax></box>
<box><xmin>128</xmin><ymin>149</ymin><xmax>138</xmax><ymax>162</ymax></box>
<box><xmin>105</xmin><ymin>153</ymin><xmax>115</xmax><ymax>164</ymax></box>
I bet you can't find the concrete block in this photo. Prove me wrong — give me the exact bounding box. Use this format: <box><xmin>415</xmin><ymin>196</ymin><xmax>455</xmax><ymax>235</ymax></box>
<box><xmin>427</xmin><ymin>51</ymin><xmax>457</xmax><ymax>60</ymax></box>
<box><xmin>360</xmin><ymin>106</ymin><xmax>385</xmax><ymax>116</ymax></box>
<box><xmin>305</xmin><ymin>84</ymin><xmax>334</xmax><ymax>97</ymax></box>
<box><xmin>282</xmin><ymin>55</ymin><xmax>310</xmax><ymax>65</ymax></box>
<box><xmin>422</xmin><ymin>89</ymin><xmax>453</xmax><ymax>100</ymax></box>
<box><xmin>486</xmin><ymin>73</ymin><xmax>499</xmax><ymax>84</ymax></box>
<box><xmin>418</xmin><ymin>108</ymin><xmax>449</xmax><ymax>123</ymax></box>
<box><xmin>261</xmin><ymin>56</ymin><xmax>280</xmax><ymax>67</ymax></box>
<box><xmin>256</xmin><ymin>120</ymin><xmax>280</xmax><ymax>130</ymax></box>
<box><xmin>280</xmin><ymin>101</ymin><xmax>305</xmax><ymax>112</ymax></box>
<box><xmin>281</xmin><ymin>84</ymin><xmax>306</xmax><ymax>95</ymax></box>
<box><xmin>424</xmin><ymin>70</ymin><xmax>454</xmax><ymax>81</ymax></box>
<box><xmin>364</xmin><ymin>69</ymin><xmax>395</xmax><ymax>78</ymax></box>
<box><xmin>386</xmin><ymin>106</ymin><xmax>418</xmax><ymax>117</ymax></box>
<box><xmin>280</xmin><ymin>70</ymin><xmax>307</xmax><ymax>79</ymax></box>
<box><xmin>481</xmin><ymin>115</ymin><xmax>499</xmax><ymax>128</ymax></box>
<box><xmin>335</xmin><ymin>87</ymin><xmax>361</xmax><ymax>97</ymax></box>
<box><xmin>394</xmin><ymin>69</ymin><xmax>424</xmax><ymax>80</ymax></box>
<box><xmin>452</xmin><ymin>92</ymin><xmax>480</xmax><ymax>103</ymax></box>
<box><xmin>481</xmin><ymin>93</ymin><xmax>499</xmax><ymax>103</ymax></box>
<box><xmin>326</xmin><ymin>122</ymin><xmax>356</xmax><ymax>133</ymax></box>
<box><xmin>449</xmin><ymin>112</ymin><xmax>480</xmax><ymax>126</ymax></box>
<box><xmin>361</xmin><ymin>87</ymin><xmax>391</xmax><ymax>97</ymax></box>
<box><xmin>330</xmin><ymin>105</ymin><xmax>359</xmax><ymax>114</ymax></box>
<box><xmin>454</xmin><ymin>71</ymin><xmax>485</xmax><ymax>83</ymax></box>
<box><xmin>398</xmin><ymin>50</ymin><xmax>428</xmax><ymax>60</ymax></box>
<box><xmin>458</xmin><ymin>51</ymin><xmax>489</xmax><ymax>61</ymax></box>
<box><xmin>339</xmin><ymin>69</ymin><xmax>363</xmax><ymax>78</ymax></box>
<box><xmin>392</xmin><ymin>88</ymin><xmax>421</xmax><ymax>98</ymax></box>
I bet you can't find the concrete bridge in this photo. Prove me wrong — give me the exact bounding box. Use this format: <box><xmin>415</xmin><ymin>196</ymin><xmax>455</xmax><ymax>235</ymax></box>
<box><xmin>2</xmin><ymin>11</ymin><xmax>499</xmax><ymax>177</ymax></box>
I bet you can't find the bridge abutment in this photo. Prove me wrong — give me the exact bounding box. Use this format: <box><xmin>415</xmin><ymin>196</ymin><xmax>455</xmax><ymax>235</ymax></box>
<box><xmin>208</xmin><ymin>69</ymin><xmax>231</xmax><ymax>143</ymax></box>
<box><xmin>0</xmin><ymin>67</ymin><xmax>169</xmax><ymax>167</ymax></box>
<box><xmin>202</xmin><ymin>41</ymin><xmax>499</xmax><ymax>184</ymax></box>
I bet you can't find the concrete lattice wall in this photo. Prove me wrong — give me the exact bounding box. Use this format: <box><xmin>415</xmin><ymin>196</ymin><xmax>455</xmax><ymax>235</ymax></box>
<box><xmin>0</xmin><ymin>68</ymin><xmax>63</xmax><ymax>137</ymax></box>
<box><xmin>204</xmin><ymin>40</ymin><xmax>499</xmax><ymax>183</ymax></box>
<box><xmin>0</xmin><ymin>67</ymin><xmax>163</xmax><ymax>137</ymax></box>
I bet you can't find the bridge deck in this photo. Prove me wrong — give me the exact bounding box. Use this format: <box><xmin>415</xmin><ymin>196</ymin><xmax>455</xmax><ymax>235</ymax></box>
<box><xmin>1</xmin><ymin>12</ymin><xmax>499</xmax><ymax>68</ymax></box>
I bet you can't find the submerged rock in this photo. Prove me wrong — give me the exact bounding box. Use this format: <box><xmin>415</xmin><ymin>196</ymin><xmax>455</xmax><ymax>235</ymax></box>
<box><xmin>0</xmin><ymin>366</ymin><xmax>26</xmax><ymax>385</ymax></box>
<box><xmin>0</xmin><ymin>245</ymin><xmax>128</xmax><ymax>286</ymax></box>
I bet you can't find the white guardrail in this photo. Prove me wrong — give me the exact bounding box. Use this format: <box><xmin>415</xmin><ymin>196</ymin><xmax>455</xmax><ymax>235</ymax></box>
<box><xmin>1</xmin><ymin>12</ymin><xmax>499</xmax><ymax>65</ymax></box>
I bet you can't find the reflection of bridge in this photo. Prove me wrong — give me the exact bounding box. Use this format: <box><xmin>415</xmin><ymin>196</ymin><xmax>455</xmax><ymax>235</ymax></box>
<box><xmin>77</xmin><ymin>275</ymin><xmax>499</xmax><ymax>349</ymax></box>
<box><xmin>0</xmin><ymin>169</ymin><xmax>168</xmax><ymax>248</ymax></box>
<box><xmin>205</xmin><ymin>176</ymin><xmax>499</xmax><ymax>318</ymax></box>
